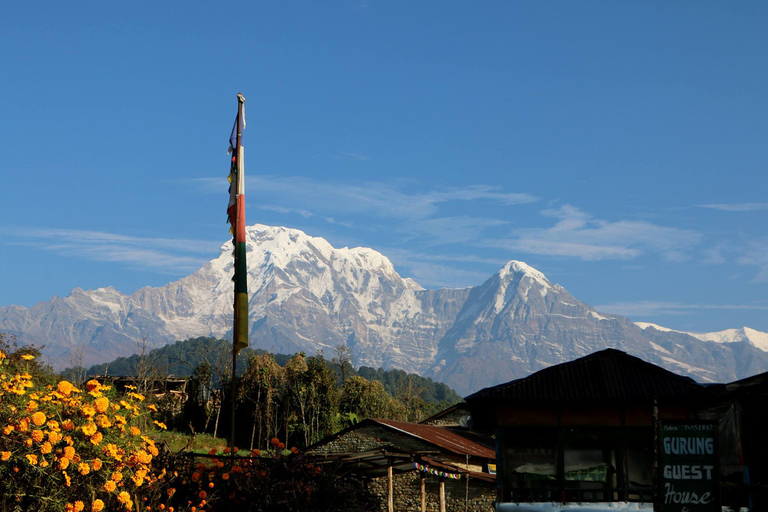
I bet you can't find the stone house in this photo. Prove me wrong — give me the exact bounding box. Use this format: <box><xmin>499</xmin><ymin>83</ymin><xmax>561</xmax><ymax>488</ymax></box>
<box><xmin>305</xmin><ymin>417</ymin><xmax>497</xmax><ymax>512</ymax></box>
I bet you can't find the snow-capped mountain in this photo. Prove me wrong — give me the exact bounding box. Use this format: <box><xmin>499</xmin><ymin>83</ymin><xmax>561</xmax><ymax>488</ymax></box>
<box><xmin>636</xmin><ymin>323</ymin><xmax>768</xmax><ymax>353</ymax></box>
<box><xmin>2</xmin><ymin>224</ymin><xmax>767</xmax><ymax>396</ymax></box>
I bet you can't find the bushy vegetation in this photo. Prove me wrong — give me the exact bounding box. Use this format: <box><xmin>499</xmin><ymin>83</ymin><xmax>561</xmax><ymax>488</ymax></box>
<box><xmin>0</xmin><ymin>334</ymin><xmax>376</xmax><ymax>511</ymax></box>
<box><xmin>72</xmin><ymin>337</ymin><xmax>462</xmax><ymax>449</ymax></box>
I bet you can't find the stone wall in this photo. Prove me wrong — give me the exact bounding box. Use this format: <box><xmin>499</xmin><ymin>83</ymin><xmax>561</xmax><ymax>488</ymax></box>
<box><xmin>367</xmin><ymin>471</ymin><xmax>495</xmax><ymax>512</ymax></box>
<box><xmin>307</xmin><ymin>423</ymin><xmax>436</xmax><ymax>456</ymax></box>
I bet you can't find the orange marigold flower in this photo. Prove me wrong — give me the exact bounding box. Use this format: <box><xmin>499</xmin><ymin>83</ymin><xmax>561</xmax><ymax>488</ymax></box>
<box><xmin>3</xmin><ymin>425</ymin><xmax>14</xmax><ymax>435</ymax></box>
<box><xmin>270</xmin><ymin>437</ymin><xmax>280</xmax><ymax>446</ymax></box>
<box><xmin>73</xmin><ymin>501</ymin><xmax>85</xmax><ymax>512</ymax></box>
<box><xmin>94</xmin><ymin>397</ymin><xmax>109</xmax><ymax>414</ymax></box>
<box><xmin>78</xmin><ymin>462</ymin><xmax>90</xmax><ymax>475</ymax></box>
<box><xmin>64</xmin><ymin>446</ymin><xmax>76</xmax><ymax>458</ymax></box>
<box><xmin>57</xmin><ymin>380</ymin><xmax>74</xmax><ymax>396</ymax></box>
<box><xmin>65</xmin><ymin>504</ymin><xmax>75</xmax><ymax>512</ymax></box>
<box><xmin>40</xmin><ymin>441</ymin><xmax>52</xmax><ymax>454</ymax></box>
<box><xmin>129</xmin><ymin>426</ymin><xmax>141</xmax><ymax>436</ymax></box>
<box><xmin>91</xmin><ymin>499</ymin><xmax>105</xmax><ymax>512</ymax></box>
<box><xmin>291</xmin><ymin>446</ymin><xmax>299</xmax><ymax>454</ymax></box>
<box><xmin>31</xmin><ymin>429</ymin><xmax>44</xmax><ymax>443</ymax></box>
<box><xmin>208</xmin><ymin>482</ymin><xmax>214</xmax><ymax>488</ymax></box>
<box><xmin>63</xmin><ymin>470</ymin><xmax>71</xmax><ymax>486</ymax></box>
<box><xmin>221</xmin><ymin>472</ymin><xmax>230</xmax><ymax>480</ymax></box>
<box><xmin>62</xmin><ymin>420</ymin><xmax>75</xmax><ymax>431</ymax></box>
<box><xmin>47</xmin><ymin>419</ymin><xmax>60</xmax><ymax>431</ymax></box>
<box><xmin>277</xmin><ymin>442</ymin><xmax>285</xmax><ymax>450</ymax></box>
<box><xmin>31</xmin><ymin>411</ymin><xmax>46</xmax><ymax>426</ymax></box>
<box><xmin>17</xmin><ymin>418</ymin><xmax>29</xmax><ymax>433</ymax></box>
<box><xmin>95</xmin><ymin>414</ymin><xmax>111</xmax><ymax>428</ymax></box>
<box><xmin>80</xmin><ymin>405</ymin><xmax>96</xmax><ymax>418</ymax></box>
<box><xmin>198</xmin><ymin>491</ymin><xmax>207</xmax><ymax>500</ymax></box>
<box><xmin>111</xmin><ymin>471</ymin><xmax>123</xmax><ymax>482</ymax></box>
<box><xmin>91</xmin><ymin>458</ymin><xmax>102</xmax><ymax>470</ymax></box>
<box><xmin>117</xmin><ymin>491</ymin><xmax>131</xmax><ymax>504</ymax></box>
<box><xmin>85</xmin><ymin>380</ymin><xmax>100</xmax><ymax>392</ymax></box>
<box><xmin>26</xmin><ymin>454</ymin><xmax>38</xmax><ymax>465</ymax></box>
<box><xmin>90</xmin><ymin>432</ymin><xmax>103</xmax><ymax>445</ymax></box>
<box><xmin>59</xmin><ymin>457</ymin><xmax>70</xmax><ymax>470</ymax></box>
<box><xmin>81</xmin><ymin>422</ymin><xmax>98</xmax><ymax>436</ymax></box>
<box><xmin>48</xmin><ymin>431</ymin><xmax>62</xmax><ymax>444</ymax></box>
<box><xmin>1</xmin><ymin>451</ymin><xmax>10</xmax><ymax>461</ymax></box>
<box><xmin>27</xmin><ymin>401</ymin><xmax>39</xmax><ymax>412</ymax></box>
<box><xmin>21</xmin><ymin>354</ymin><xmax>35</xmax><ymax>360</ymax></box>
<box><xmin>104</xmin><ymin>480</ymin><xmax>117</xmax><ymax>492</ymax></box>
<box><xmin>147</xmin><ymin>404</ymin><xmax>158</xmax><ymax>412</ymax></box>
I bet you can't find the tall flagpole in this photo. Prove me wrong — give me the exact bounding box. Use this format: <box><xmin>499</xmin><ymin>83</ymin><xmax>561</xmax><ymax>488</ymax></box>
<box><xmin>228</xmin><ymin>92</ymin><xmax>248</xmax><ymax>451</ymax></box>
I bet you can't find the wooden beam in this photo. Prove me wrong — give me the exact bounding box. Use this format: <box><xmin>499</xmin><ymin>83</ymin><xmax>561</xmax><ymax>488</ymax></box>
<box><xmin>388</xmin><ymin>462</ymin><xmax>394</xmax><ymax>512</ymax></box>
<box><xmin>421</xmin><ymin>474</ymin><xmax>426</xmax><ymax>512</ymax></box>
<box><xmin>439</xmin><ymin>478</ymin><xmax>446</xmax><ymax>512</ymax></box>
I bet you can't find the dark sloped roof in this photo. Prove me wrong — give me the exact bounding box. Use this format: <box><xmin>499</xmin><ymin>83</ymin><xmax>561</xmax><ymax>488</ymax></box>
<box><xmin>373</xmin><ymin>418</ymin><xmax>496</xmax><ymax>459</ymax></box>
<box><xmin>465</xmin><ymin>348</ymin><xmax>703</xmax><ymax>404</ymax></box>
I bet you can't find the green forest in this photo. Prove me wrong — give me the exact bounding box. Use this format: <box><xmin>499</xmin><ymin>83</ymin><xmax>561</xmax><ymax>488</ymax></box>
<box><xmin>66</xmin><ymin>337</ymin><xmax>462</xmax><ymax>451</ymax></box>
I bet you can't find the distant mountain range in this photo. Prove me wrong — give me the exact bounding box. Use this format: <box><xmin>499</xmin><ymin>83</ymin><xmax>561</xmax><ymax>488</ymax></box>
<box><xmin>2</xmin><ymin>224</ymin><xmax>767</xmax><ymax>396</ymax></box>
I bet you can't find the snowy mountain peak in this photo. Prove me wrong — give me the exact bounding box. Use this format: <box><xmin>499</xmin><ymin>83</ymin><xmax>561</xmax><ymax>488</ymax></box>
<box><xmin>498</xmin><ymin>260</ymin><xmax>552</xmax><ymax>289</ymax></box>
<box><xmin>636</xmin><ymin>322</ymin><xmax>768</xmax><ymax>353</ymax></box>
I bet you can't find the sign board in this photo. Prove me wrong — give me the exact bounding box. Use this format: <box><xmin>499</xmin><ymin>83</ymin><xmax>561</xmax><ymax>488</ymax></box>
<box><xmin>659</xmin><ymin>421</ymin><xmax>719</xmax><ymax>512</ymax></box>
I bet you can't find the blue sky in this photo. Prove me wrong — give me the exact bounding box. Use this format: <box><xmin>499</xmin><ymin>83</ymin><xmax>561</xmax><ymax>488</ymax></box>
<box><xmin>1</xmin><ymin>1</ymin><xmax>767</xmax><ymax>333</ymax></box>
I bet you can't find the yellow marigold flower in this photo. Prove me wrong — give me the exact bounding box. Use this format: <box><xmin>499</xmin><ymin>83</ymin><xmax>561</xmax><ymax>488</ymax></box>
<box><xmin>80</xmin><ymin>405</ymin><xmax>96</xmax><ymax>418</ymax></box>
<box><xmin>153</xmin><ymin>420</ymin><xmax>167</xmax><ymax>430</ymax></box>
<box><xmin>104</xmin><ymin>480</ymin><xmax>116</xmax><ymax>492</ymax></box>
<box><xmin>90</xmin><ymin>432</ymin><xmax>103</xmax><ymax>445</ymax></box>
<box><xmin>57</xmin><ymin>380</ymin><xmax>74</xmax><ymax>396</ymax></box>
<box><xmin>114</xmin><ymin>414</ymin><xmax>127</xmax><ymax>424</ymax></box>
<box><xmin>94</xmin><ymin>397</ymin><xmax>109</xmax><ymax>414</ymax></box>
<box><xmin>148</xmin><ymin>445</ymin><xmax>159</xmax><ymax>457</ymax></box>
<box><xmin>132</xmin><ymin>474</ymin><xmax>145</xmax><ymax>487</ymax></box>
<box><xmin>17</xmin><ymin>418</ymin><xmax>29</xmax><ymax>433</ymax></box>
<box><xmin>62</xmin><ymin>420</ymin><xmax>75</xmax><ymax>431</ymax></box>
<box><xmin>111</xmin><ymin>471</ymin><xmax>123</xmax><ymax>482</ymax></box>
<box><xmin>59</xmin><ymin>457</ymin><xmax>70</xmax><ymax>470</ymax></box>
<box><xmin>127</xmin><ymin>392</ymin><xmax>145</xmax><ymax>402</ymax></box>
<box><xmin>27</xmin><ymin>400</ymin><xmax>39</xmax><ymax>412</ymax></box>
<box><xmin>136</xmin><ymin>450</ymin><xmax>152</xmax><ymax>464</ymax></box>
<box><xmin>31</xmin><ymin>411</ymin><xmax>46</xmax><ymax>426</ymax></box>
<box><xmin>117</xmin><ymin>491</ymin><xmax>131</xmax><ymax>504</ymax></box>
<box><xmin>78</xmin><ymin>462</ymin><xmax>90</xmax><ymax>475</ymax></box>
<box><xmin>130</xmin><ymin>426</ymin><xmax>141</xmax><ymax>436</ymax></box>
<box><xmin>147</xmin><ymin>404</ymin><xmax>158</xmax><ymax>412</ymax></box>
<box><xmin>73</xmin><ymin>501</ymin><xmax>85</xmax><ymax>512</ymax></box>
<box><xmin>40</xmin><ymin>441</ymin><xmax>52</xmax><ymax>454</ymax></box>
<box><xmin>1</xmin><ymin>451</ymin><xmax>10</xmax><ymax>461</ymax></box>
<box><xmin>31</xmin><ymin>429</ymin><xmax>44</xmax><ymax>443</ymax></box>
<box><xmin>95</xmin><ymin>414</ymin><xmax>111</xmax><ymax>428</ymax></box>
<box><xmin>81</xmin><ymin>422</ymin><xmax>98</xmax><ymax>436</ymax></box>
<box><xmin>104</xmin><ymin>443</ymin><xmax>119</xmax><ymax>458</ymax></box>
<box><xmin>25</xmin><ymin>454</ymin><xmax>38</xmax><ymax>465</ymax></box>
<box><xmin>91</xmin><ymin>458</ymin><xmax>102</xmax><ymax>471</ymax></box>
<box><xmin>21</xmin><ymin>354</ymin><xmax>35</xmax><ymax>360</ymax></box>
<box><xmin>91</xmin><ymin>500</ymin><xmax>104</xmax><ymax>512</ymax></box>
<box><xmin>39</xmin><ymin>459</ymin><xmax>49</xmax><ymax>468</ymax></box>
<box><xmin>64</xmin><ymin>445</ymin><xmax>76</xmax><ymax>458</ymax></box>
<box><xmin>25</xmin><ymin>438</ymin><xmax>33</xmax><ymax>448</ymax></box>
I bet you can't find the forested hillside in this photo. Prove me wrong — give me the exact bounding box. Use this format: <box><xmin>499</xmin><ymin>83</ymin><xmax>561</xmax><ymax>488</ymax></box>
<box><xmin>65</xmin><ymin>337</ymin><xmax>462</xmax><ymax>450</ymax></box>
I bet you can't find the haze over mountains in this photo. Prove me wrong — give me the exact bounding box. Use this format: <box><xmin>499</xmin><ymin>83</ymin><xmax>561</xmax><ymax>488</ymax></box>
<box><xmin>2</xmin><ymin>224</ymin><xmax>767</xmax><ymax>396</ymax></box>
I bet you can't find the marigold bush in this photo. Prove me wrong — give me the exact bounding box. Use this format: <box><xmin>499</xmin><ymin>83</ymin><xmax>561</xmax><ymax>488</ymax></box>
<box><xmin>0</xmin><ymin>348</ymin><xmax>167</xmax><ymax>512</ymax></box>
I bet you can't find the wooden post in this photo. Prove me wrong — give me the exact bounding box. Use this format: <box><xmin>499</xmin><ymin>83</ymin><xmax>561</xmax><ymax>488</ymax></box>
<box><xmin>388</xmin><ymin>462</ymin><xmax>394</xmax><ymax>512</ymax></box>
<box><xmin>421</xmin><ymin>474</ymin><xmax>426</xmax><ymax>512</ymax></box>
<box><xmin>439</xmin><ymin>477</ymin><xmax>446</xmax><ymax>512</ymax></box>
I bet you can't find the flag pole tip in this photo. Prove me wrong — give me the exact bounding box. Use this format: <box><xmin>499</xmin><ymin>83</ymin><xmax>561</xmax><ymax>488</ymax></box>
<box><xmin>237</xmin><ymin>93</ymin><xmax>246</xmax><ymax>103</ymax></box>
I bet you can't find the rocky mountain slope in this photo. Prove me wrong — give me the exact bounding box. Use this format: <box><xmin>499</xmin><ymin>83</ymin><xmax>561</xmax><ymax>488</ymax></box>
<box><xmin>2</xmin><ymin>224</ymin><xmax>767</xmax><ymax>396</ymax></box>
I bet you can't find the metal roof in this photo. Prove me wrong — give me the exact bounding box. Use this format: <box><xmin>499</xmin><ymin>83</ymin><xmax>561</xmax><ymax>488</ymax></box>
<box><xmin>371</xmin><ymin>418</ymin><xmax>496</xmax><ymax>459</ymax></box>
<box><xmin>465</xmin><ymin>348</ymin><xmax>704</xmax><ymax>404</ymax></box>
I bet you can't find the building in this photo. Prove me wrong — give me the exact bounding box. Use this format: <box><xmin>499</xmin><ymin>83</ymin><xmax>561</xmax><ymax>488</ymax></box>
<box><xmin>305</xmin><ymin>417</ymin><xmax>497</xmax><ymax>512</ymax></box>
<box><xmin>465</xmin><ymin>348</ymin><xmax>767</xmax><ymax>511</ymax></box>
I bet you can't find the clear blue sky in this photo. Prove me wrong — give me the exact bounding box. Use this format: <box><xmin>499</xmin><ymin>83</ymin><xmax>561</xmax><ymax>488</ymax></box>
<box><xmin>2</xmin><ymin>1</ymin><xmax>767</xmax><ymax>333</ymax></box>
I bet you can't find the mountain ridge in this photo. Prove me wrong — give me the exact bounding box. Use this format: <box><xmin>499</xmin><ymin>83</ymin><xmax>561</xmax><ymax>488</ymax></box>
<box><xmin>2</xmin><ymin>224</ymin><xmax>767</xmax><ymax>396</ymax></box>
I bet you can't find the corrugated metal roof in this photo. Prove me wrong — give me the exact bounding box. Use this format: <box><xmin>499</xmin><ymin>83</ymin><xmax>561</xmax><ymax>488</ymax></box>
<box><xmin>465</xmin><ymin>348</ymin><xmax>703</xmax><ymax>404</ymax></box>
<box><xmin>372</xmin><ymin>418</ymin><xmax>496</xmax><ymax>459</ymax></box>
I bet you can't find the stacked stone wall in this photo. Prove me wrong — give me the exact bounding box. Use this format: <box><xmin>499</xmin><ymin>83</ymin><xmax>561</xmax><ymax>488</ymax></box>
<box><xmin>367</xmin><ymin>471</ymin><xmax>495</xmax><ymax>512</ymax></box>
